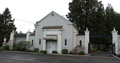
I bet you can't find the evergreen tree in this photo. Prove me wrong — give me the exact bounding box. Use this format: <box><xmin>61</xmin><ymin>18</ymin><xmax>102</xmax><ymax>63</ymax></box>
<box><xmin>105</xmin><ymin>4</ymin><xmax>115</xmax><ymax>34</ymax></box>
<box><xmin>0</xmin><ymin>8</ymin><xmax>16</xmax><ymax>46</ymax></box>
<box><xmin>66</xmin><ymin>0</ymin><xmax>105</xmax><ymax>34</ymax></box>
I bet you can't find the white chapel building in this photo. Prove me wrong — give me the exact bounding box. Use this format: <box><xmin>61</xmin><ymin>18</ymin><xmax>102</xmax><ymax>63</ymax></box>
<box><xmin>7</xmin><ymin>11</ymin><xmax>90</xmax><ymax>54</ymax></box>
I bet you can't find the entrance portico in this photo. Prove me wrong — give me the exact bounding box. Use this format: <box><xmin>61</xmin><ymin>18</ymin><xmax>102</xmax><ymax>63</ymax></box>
<box><xmin>42</xmin><ymin>26</ymin><xmax>62</xmax><ymax>54</ymax></box>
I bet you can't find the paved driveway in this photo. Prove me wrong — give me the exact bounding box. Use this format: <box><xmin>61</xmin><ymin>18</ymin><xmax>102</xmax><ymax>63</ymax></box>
<box><xmin>0</xmin><ymin>52</ymin><xmax>120</xmax><ymax>63</ymax></box>
<box><xmin>91</xmin><ymin>51</ymin><xmax>112</xmax><ymax>57</ymax></box>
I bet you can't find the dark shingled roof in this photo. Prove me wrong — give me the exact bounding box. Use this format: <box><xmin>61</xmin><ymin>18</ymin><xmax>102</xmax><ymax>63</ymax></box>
<box><xmin>42</xmin><ymin>26</ymin><xmax>63</xmax><ymax>29</ymax></box>
<box><xmin>30</xmin><ymin>33</ymin><xmax>35</xmax><ymax>36</ymax></box>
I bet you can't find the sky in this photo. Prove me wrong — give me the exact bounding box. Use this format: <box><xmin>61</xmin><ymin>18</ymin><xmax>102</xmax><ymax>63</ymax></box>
<box><xmin>0</xmin><ymin>0</ymin><xmax>120</xmax><ymax>33</ymax></box>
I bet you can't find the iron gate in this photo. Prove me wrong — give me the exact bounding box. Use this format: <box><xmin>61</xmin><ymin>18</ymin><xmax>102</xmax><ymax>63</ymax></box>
<box><xmin>88</xmin><ymin>42</ymin><xmax>90</xmax><ymax>54</ymax></box>
<box><xmin>112</xmin><ymin>43</ymin><xmax>115</xmax><ymax>55</ymax></box>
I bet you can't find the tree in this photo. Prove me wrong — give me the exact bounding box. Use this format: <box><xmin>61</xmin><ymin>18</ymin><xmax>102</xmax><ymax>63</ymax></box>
<box><xmin>105</xmin><ymin>4</ymin><xmax>115</xmax><ymax>34</ymax></box>
<box><xmin>66</xmin><ymin>0</ymin><xmax>105</xmax><ymax>34</ymax></box>
<box><xmin>105</xmin><ymin>4</ymin><xmax>120</xmax><ymax>34</ymax></box>
<box><xmin>0</xmin><ymin>8</ymin><xmax>16</xmax><ymax>46</ymax></box>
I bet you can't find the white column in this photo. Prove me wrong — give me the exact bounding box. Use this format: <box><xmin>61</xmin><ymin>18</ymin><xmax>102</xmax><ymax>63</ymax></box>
<box><xmin>6</xmin><ymin>30</ymin><xmax>15</xmax><ymax>49</ymax></box>
<box><xmin>3</xmin><ymin>37</ymin><xmax>7</xmax><ymax>46</ymax></box>
<box><xmin>73</xmin><ymin>29</ymin><xmax>77</xmax><ymax>49</ymax></box>
<box><xmin>57</xmin><ymin>30</ymin><xmax>62</xmax><ymax>54</ymax></box>
<box><xmin>112</xmin><ymin>27</ymin><xmax>118</xmax><ymax>55</ymax></box>
<box><xmin>10</xmin><ymin>30</ymin><xmax>15</xmax><ymax>40</ymax></box>
<box><xmin>43</xmin><ymin>30</ymin><xmax>46</xmax><ymax>50</ymax></box>
<box><xmin>26</xmin><ymin>29</ymin><xmax>30</xmax><ymax>41</ymax></box>
<box><xmin>85</xmin><ymin>28</ymin><xmax>89</xmax><ymax>54</ymax></box>
<box><xmin>10</xmin><ymin>30</ymin><xmax>15</xmax><ymax>49</ymax></box>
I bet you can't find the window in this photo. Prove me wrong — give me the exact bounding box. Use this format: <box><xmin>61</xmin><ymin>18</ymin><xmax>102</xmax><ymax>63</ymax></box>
<box><xmin>32</xmin><ymin>40</ymin><xmax>33</xmax><ymax>46</ymax></box>
<box><xmin>39</xmin><ymin>39</ymin><xmax>41</xmax><ymax>45</ymax></box>
<box><xmin>80</xmin><ymin>40</ymin><xmax>82</xmax><ymax>46</ymax></box>
<box><xmin>65</xmin><ymin>39</ymin><xmax>67</xmax><ymax>46</ymax></box>
<box><xmin>51</xmin><ymin>14</ymin><xmax>54</xmax><ymax>16</ymax></box>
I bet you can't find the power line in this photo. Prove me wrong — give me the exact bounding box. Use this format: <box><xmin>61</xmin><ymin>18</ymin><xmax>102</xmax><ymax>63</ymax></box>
<box><xmin>15</xmin><ymin>18</ymin><xmax>35</xmax><ymax>23</ymax></box>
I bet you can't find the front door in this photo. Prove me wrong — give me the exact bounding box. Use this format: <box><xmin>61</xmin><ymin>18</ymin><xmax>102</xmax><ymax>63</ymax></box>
<box><xmin>47</xmin><ymin>40</ymin><xmax>57</xmax><ymax>54</ymax></box>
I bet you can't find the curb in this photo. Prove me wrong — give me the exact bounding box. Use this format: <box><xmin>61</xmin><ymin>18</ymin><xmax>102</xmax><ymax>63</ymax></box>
<box><xmin>112</xmin><ymin>54</ymin><xmax>120</xmax><ymax>60</ymax></box>
<box><xmin>0</xmin><ymin>51</ymin><xmax>90</xmax><ymax>57</ymax></box>
<box><xmin>51</xmin><ymin>54</ymin><xmax>90</xmax><ymax>56</ymax></box>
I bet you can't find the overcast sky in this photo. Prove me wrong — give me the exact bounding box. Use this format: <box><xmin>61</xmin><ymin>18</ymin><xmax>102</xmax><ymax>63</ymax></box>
<box><xmin>0</xmin><ymin>0</ymin><xmax>120</xmax><ymax>33</ymax></box>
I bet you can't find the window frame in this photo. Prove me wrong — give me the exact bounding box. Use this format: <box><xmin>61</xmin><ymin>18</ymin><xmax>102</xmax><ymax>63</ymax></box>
<box><xmin>32</xmin><ymin>40</ymin><xmax>33</xmax><ymax>46</ymax></box>
<box><xmin>39</xmin><ymin>39</ymin><xmax>41</xmax><ymax>45</ymax></box>
<box><xmin>80</xmin><ymin>40</ymin><xmax>82</xmax><ymax>46</ymax></box>
<box><xmin>65</xmin><ymin>39</ymin><xmax>67</xmax><ymax>46</ymax></box>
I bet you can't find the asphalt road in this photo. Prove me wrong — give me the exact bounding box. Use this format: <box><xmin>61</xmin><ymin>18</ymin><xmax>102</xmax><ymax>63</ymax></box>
<box><xmin>0</xmin><ymin>51</ymin><xmax>120</xmax><ymax>63</ymax></box>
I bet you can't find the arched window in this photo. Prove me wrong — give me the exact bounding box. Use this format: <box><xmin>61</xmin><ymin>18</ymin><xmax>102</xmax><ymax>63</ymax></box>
<box><xmin>79</xmin><ymin>40</ymin><xmax>82</xmax><ymax>46</ymax></box>
<box><xmin>39</xmin><ymin>39</ymin><xmax>41</xmax><ymax>45</ymax></box>
<box><xmin>32</xmin><ymin>40</ymin><xmax>33</xmax><ymax>46</ymax></box>
<box><xmin>65</xmin><ymin>39</ymin><xmax>67</xmax><ymax>46</ymax></box>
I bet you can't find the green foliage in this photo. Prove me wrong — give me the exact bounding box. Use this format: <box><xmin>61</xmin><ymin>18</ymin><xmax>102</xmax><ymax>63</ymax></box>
<box><xmin>0</xmin><ymin>47</ymin><xmax>4</xmax><ymax>51</ymax></box>
<box><xmin>3</xmin><ymin>45</ymin><xmax>9</xmax><ymax>50</ymax></box>
<box><xmin>34</xmin><ymin>48</ymin><xmax>39</xmax><ymax>52</ymax></box>
<box><xmin>0</xmin><ymin>8</ymin><xmax>16</xmax><ymax>47</ymax></box>
<box><xmin>97</xmin><ymin>45</ymin><xmax>101</xmax><ymax>50</ymax></box>
<box><xmin>20</xmin><ymin>48</ymin><xmax>26</xmax><ymax>51</ymax></box>
<box><xmin>40</xmin><ymin>50</ymin><xmax>43</xmax><ymax>53</ymax></box>
<box><xmin>90</xmin><ymin>49</ymin><xmax>98</xmax><ymax>52</ymax></box>
<box><xmin>52</xmin><ymin>50</ymin><xmax>58</xmax><ymax>54</ymax></box>
<box><xmin>62</xmin><ymin>49</ymin><xmax>68</xmax><ymax>54</ymax></box>
<box><xmin>102</xmin><ymin>45</ymin><xmax>108</xmax><ymax>51</ymax></box>
<box><xmin>11</xmin><ymin>47</ymin><xmax>20</xmax><ymax>51</ymax></box>
<box><xmin>40</xmin><ymin>50</ymin><xmax>47</xmax><ymax>54</ymax></box>
<box><xmin>67</xmin><ymin>0</ymin><xmax>106</xmax><ymax>34</ymax></box>
<box><xmin>67</xmin><ymin>0</ymin><xmax>120</xmax><ymax>44</ymax></box>
<box><xmin>79</xmin><ymin>51</ymin><xmax>85</xmax><ymax>55</ymax></box>
<box><xmin>15</xmin><ymin>41</ymin><xmax>31</xmax><ymax>51</ymax></box>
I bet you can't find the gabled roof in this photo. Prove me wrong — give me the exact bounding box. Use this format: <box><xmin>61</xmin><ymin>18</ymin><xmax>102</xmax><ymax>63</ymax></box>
<box><xmin>35</xmin><ymin>11</ymin><xmax>79</xmax><ymax>31</ymax></box>
<box><xmin>35</xmin><ymin>11</ymin><xmax>73</xmax><ymax>25</ymax></box>
<box><xmin>30</xmin><ymin>33</ymin><xmax>35</xmax><ymax>36</ymax></box>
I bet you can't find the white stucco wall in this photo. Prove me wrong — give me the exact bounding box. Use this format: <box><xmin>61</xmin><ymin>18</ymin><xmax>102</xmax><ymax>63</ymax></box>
<box><xmin>29</xmin><ymin>36</ymin><xmax>35</xmax><ymax>51</ymax></box>
<box><xmin>14</xmin><ymin>37</ymin><xmax>26</xmax><ymax>44</ymax></box>
<box><xmin>76</xmin><ymin>35</ymin><xmax>85</xmax><ymax>47</ymax></box>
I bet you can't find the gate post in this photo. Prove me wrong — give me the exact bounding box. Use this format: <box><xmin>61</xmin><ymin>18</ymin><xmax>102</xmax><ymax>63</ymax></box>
<box><xmin>112</xmin><ymin>27</ymin><xmax>118</xmax><ymax>55</ymax></box>
<box><xmin>85</xmin><ymin>28</ymin><xmax>90</xmax><ymax>54</ymax></box>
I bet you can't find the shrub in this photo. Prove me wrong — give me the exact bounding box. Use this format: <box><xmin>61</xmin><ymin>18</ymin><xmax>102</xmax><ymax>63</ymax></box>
<box><xmin>79</xmin><ymin>51</ymin><xmax>85</xmax><ymax>55</ymax></box>
<box><xmin>40</xmin><ymin>50</ymin><xmax>43</xmax><ymax>53</ymax></box>
<box><xmin>0</xmin><ymin>47</ymin><xmax>4</xmax><ymax>51</ymax></box>
<box><xmin>20</xmin><ymin>48</ymin><xmax>26</xmax><ymax>51</ymax></box>
<box><xmin>15</xmin><ymin>41</ymin><xmax>31</xmax><ymax>51</ymax></box>
<box><xmin>102</xmin><ymin>45</ymin><xmax>108</xmax><ymax>51</ymax></box>
<box><xmin>52</xmin><ymin>50</ymin><xmax>58</xmax><ymax>54</ymax></box>
<box><xmin>62</xmin><ymin>49</ymin><xmax>68</xmax><ymax>54</ymax></box>
<box><xmin>41</xmin><ymin>50</ymin><xmax>47</xmax><ymax>54</ymax></box>
<box><xmin>3</xmin><ymin>45</ymin><xmax>10</xmax><ymax>50</ymax></box>
<box><xmin>97</xmin><ymin>45</ymin><xmax>101</xmax><ymax>50</ymax></box>
<box><xmin>34</xmin><ymin>48</ymin><xmax>39</xmax><ymax>52</ymax></box>
<box><xmin>11</xmin><ymin>47</ymin><xmax>19</xmax><ymax>51</ymax></box>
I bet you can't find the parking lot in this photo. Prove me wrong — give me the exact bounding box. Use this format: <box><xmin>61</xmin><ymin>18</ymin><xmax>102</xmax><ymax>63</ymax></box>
<box><xmin>0</xmin><ymin>51</ymin><xmax>120</xmax><ymax>63</ymax></box>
